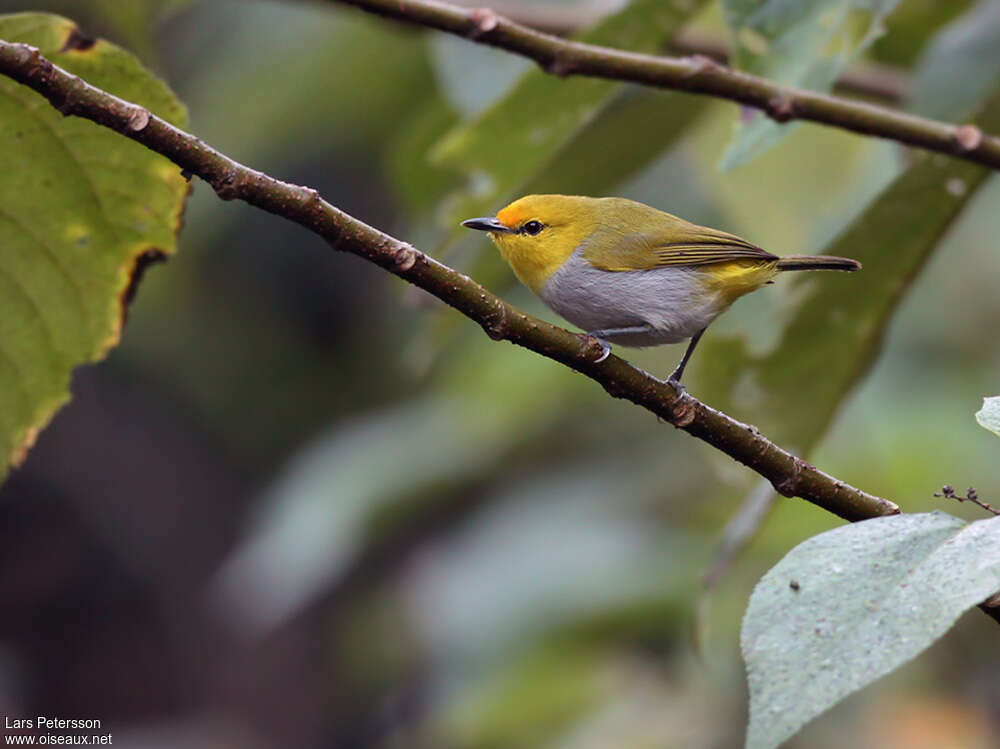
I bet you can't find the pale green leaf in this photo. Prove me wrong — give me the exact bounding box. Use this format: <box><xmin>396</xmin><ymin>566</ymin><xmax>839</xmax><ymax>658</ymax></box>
<box><xmin>743</xmin><ymin>512</ymin><xmax>1000</xmax><ymax>749</ymax></box>
<box><xmin>0</xmin><ymin>13</ymin><xmax>189</xmax><ymax>482</ymax></box>
<box><xmin>976</xmin><ymin>396</ymin><xmax>1000</xmax><ymax>437</ymax></box>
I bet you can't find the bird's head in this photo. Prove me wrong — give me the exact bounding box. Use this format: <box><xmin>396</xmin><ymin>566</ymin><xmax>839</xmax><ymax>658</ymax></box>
<box><xmin>462</xmin><ymin>194</ymin><xmax>601</xmax><ymax>292</ymax></box>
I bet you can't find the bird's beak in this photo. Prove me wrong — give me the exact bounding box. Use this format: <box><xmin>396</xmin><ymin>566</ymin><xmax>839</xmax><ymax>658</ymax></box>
<box><xmin>461</xmin><ymin>216</ymin><xmax>513</xmax><ymax>233</ymax></box>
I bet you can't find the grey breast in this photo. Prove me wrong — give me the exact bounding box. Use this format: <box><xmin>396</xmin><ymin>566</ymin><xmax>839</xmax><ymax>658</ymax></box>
<box><xmin>539</xmin><ymin>249</ymin><xmax>716</xmax><ymax>345</ymax></box>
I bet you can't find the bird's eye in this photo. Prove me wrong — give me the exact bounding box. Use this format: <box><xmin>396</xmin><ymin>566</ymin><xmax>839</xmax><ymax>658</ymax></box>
<box><xmin>522</xmin><ymin>220</ymin><xmax>544</xmax><ymax>236</ymax></box>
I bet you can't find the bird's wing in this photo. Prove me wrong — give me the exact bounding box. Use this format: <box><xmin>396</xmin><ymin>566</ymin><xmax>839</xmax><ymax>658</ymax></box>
<box><xmin>582</xmin><ymin>219</ymin><xmax>777</xmax><ymax>271</ymax></box>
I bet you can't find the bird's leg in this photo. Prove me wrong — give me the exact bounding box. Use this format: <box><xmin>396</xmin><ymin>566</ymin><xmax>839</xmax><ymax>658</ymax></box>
<box><xmin>667</xmin><ymin>328</ymin><xmax>706</xmax><ymax>389</ymax></box>
<box><xmin>585</xmin><ymin>326</ymin><xmax>651</xmax><ymax>363</ymax></box>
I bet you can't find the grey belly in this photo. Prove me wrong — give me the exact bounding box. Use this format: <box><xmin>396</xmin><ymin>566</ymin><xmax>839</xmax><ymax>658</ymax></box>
<box><xmin>540</xmin><ymin>254</ymin><xmax>724</xmax><ymax>346</ymax></box>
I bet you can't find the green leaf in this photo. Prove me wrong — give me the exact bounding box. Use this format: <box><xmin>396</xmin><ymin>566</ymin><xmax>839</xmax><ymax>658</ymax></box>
<box><xmin>721</xmin><ymin>0</ymin><xmax>901</xmax><ymax>168</ymax></box>
<box><xmin>522</xmin><ymin>86</ymin><xmax>708</xmax><ymax>198</ymax></box>
<box><xmin>907</xmin><ymin>0</ymin><xmax>1000</xmax><ymax>121</ymax></box>
<box><xmin>742</xmin><ymin>512</ymin><xmax>1000</xmax><ymax>749</ymax></box>
<box><xmin>184</xmin><ymin>3</ymin><xmax>436</xmax><ymax>165</ymax></box>
<box><xmin>870</xmin><ymin>0</ymin><xmax>976</xmax><ymax>66</ymax></box>
<box><xmin>695</xmin><ymin>87</ymin><xmax>1000</xmax><ymax>454</ymax></box>
<box><xmin>88</xmin><ymin>0</ymin><xmax>195</xmax><ymax>59</ymax></box>
<box><xmin>430</xmin><ymin>0</ymin><xmax>710</xmax><ymax>222</ymax></box>
<box><xmin>9</xmin><ymin>0</ymin><xmax>199</xmax><ymax>64</ymax></box>
<box><xmin>976</xmin><ymin>397</ymin><xmax>1000</xmax><ymax>438</ymax></box>
<box><xmin>0</xmin><ymin>13</ymin><xmax>189</xmax><ymax>482</ymax></box>
<box><xmin>387</xmin><ymin>96</ymin><xmax>462</xmax><ymax>212</ymax></box>
<box><xmin>441</xmin><ymin>644</ymin><xmax>607</xmax><ymax>749</ymax></box>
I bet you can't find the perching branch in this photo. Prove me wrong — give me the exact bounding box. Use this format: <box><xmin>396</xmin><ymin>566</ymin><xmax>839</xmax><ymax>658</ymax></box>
<box><xmin>0</xmin><ymin>39</ymin><xmax>899</xmax><ymax>523</ymax></box>
<box><xmin>330</xmin><ymin>0</ymin><xmax>1000</xmax><ymax>169</ymax></box>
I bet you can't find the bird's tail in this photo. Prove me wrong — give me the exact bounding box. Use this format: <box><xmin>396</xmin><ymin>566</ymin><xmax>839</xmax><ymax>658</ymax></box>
<box><xmin>776</xmin><ymin>255</ymin><xmax>861</xmax><ymax>272</ymax></box>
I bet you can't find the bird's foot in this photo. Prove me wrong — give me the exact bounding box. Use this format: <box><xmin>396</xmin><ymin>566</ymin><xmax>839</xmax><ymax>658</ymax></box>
<box><xmin>581</xmin><ymin>333</ymin><xmax>612</xmax><ymax>363</ymax></box>
<box><xmin>666</xmin><ymin>372</ymin><xmax>686</xmax><ymax>394</ymax></box>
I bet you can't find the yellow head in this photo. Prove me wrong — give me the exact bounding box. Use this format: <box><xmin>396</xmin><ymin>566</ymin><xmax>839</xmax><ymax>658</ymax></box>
<box><xmin>462</xmin><ymin>195</ymin><xmax>603</xmax><ymax>292</ymax></box>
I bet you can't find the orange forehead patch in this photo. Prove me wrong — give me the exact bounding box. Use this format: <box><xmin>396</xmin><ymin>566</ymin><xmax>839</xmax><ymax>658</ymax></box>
<box><xmin>496</xmin><ymin>195</ymin><xmax>551</xmax><ymax>228</ymax></box>
<box><xmin>496</xmin><ymin>203</ymin><xmax>529</xmax><ymax>229</ymax></box>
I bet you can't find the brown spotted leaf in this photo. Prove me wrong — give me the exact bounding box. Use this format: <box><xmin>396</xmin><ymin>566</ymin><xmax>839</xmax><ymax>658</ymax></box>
<box><xmin>0</xmin><ymin>13</ymin><xmax>189</xmax><ymax>482</ymax></box>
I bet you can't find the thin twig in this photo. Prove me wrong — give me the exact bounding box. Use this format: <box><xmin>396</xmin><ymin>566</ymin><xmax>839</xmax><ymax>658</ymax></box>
<box><xmin>935</xmin><ymin>485</ymin><xmax>1000</xmax><ymax>517</ymax></box>
<box><xmin>451</xmin><ymin>5</ymin><xmax>910</xmax><ymax>103</ymax></box>
<box><xmin>933</xmin><ymin>484</ymin><xmax>1000</xmax><ymax>623</ymax></box>
<box><xmin>330</xmin><ymin>0</ymin><xmax>1000</xmax><ymax>169</ymax></box>
<box><xmin>0</xmin><ymin>39</ymin><xmax>899</xmax><ymax>523</ymax></box>
<box><xmin>667</xmin><ymin>29</ymin><xmax>909</xmax><ymax>103</ymax></box>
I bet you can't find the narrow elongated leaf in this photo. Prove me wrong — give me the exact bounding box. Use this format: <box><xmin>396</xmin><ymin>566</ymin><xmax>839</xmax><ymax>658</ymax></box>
<box><xmin>89</xmin><ymin>0</ymin><xmax>195</xmax><ymax>60</ymax></box>
<box><xmin>871</xmin><ymin>0</ymin><xmax>976</xmax><ymax>66</ymax></box>
<box><xmin>430</xmin><ymin>0</ymin><xmax>709</xmax><ymax>222</ymax></box>
<box><xmin>907</xmin><ymin>0</ymin><xmax>1000</xmax><ymax>120</ymax></box>
<box><xmin>743</xmin><ymin>512</ymin><xmax>1000</xmax><ymax>749</ymax></box>
<box><xmin>721</xmin><ymin>0</ymin><xmax>901</xmax><ymax>168</ymax></box>
<box><xmin>976</xmin><ymin>397</ymin><xmax>1000</xmax><ymax>438</ymax></box>
<box><xmin>522</xmin><ymin>86</ymin><xmax>707</xmax><ymax>198</ymax></box>
<box><xmin>696</xmin><ymin>87</ymin><xmax>1000</xmax><ymax>453</ymax></box>
<box><xmin>0</xmin><ymin>13</ymin><xmax>189</xmax><ymax>481</ymax></box>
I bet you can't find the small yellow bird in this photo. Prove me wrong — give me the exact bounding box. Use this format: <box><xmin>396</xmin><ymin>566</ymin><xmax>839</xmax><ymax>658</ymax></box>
<box><xmin>462</xmin><ymin>195</ymin><xmax>860</xmax><ymax>385</ymax></box>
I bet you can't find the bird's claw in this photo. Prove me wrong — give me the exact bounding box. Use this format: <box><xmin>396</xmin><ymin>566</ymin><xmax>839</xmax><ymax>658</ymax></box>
<box><xmin>583</xmin><ymin>334</ymin><xmax>612</xmax><ymax>363</ymax></box>
<box><xmin>666</xmin><ymin>375</ymin><xmax>686</xmax><ymax>393</ymax></box>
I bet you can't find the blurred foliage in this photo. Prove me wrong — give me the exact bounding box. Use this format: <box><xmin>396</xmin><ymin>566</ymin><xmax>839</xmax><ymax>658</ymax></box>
<box><xmin>3</xmin><ymin>1</ymin><xmax>1000</xmax><ymax>748</ymax></box>
<box><xmin>0</xmin><ymin>0</ymin><xmax>193</xmax><ymax>63</ymax></box>
<box><xmin>429</xmin><ymin>0</ymin><xmax>708</xmax><ymax>223</ymax></box>
<box><xmin>720</xmin><ymin>0</ymin><xmax>901</xmax><ymax>167</ymax></box>
<box><xmin>696</xmin><ymin>107</ymin><xmax>997</xmax><ymax>453</ymax></box>
<box><xmin>870</xmin><ymin>0</ymin><xmax>976</xmax><ymax>66</ymax></box>
<box><xmin>0</xmin><ymin>13</ymin><xmax>188</xmax><ymax>482</ymax></box>
<box><xmin>907</xmin><ymin>0</ymin><xmax>1000</xmax><ymax>120</ymax></box>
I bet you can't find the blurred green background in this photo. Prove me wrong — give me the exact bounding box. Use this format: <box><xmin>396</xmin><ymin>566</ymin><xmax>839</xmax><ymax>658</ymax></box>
<box><xmin>2</xmin><ymin>0</ymin><xmax>1000</xmax><ymax>747</ymax></box>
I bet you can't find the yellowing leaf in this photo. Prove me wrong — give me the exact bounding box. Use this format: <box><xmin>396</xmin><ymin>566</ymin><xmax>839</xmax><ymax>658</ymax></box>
<box><xmin>0</xmin><ymin>13</ymin><xmax>189</xmax><ymax>481</ymax></box>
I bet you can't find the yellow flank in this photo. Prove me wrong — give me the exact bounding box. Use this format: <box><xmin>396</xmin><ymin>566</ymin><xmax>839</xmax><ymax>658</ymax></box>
<box><xmin>701</xmin><ymin>259</ymin><xmax>780</xmax><ymax>305</ymax></box>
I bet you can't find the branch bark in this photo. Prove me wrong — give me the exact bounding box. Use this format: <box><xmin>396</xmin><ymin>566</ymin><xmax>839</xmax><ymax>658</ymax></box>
<box><xmin>450</xmin><ymin>3</ymin><xmax>909</xmax><ymax>102</ymax></box>
<box><xmin>0</xmin><ymin>38</ymin><xmax>898</xmax><ymax>523</ymax></box>
<box><xmin>330</xmin><ymin>0</ymin><xmax>1000</xmax><ymax>170</ymax></box>
<box><xmin>667</xmin><ymin>29</ymin><xmax>909</xmax><ymax>104</ymax></box>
